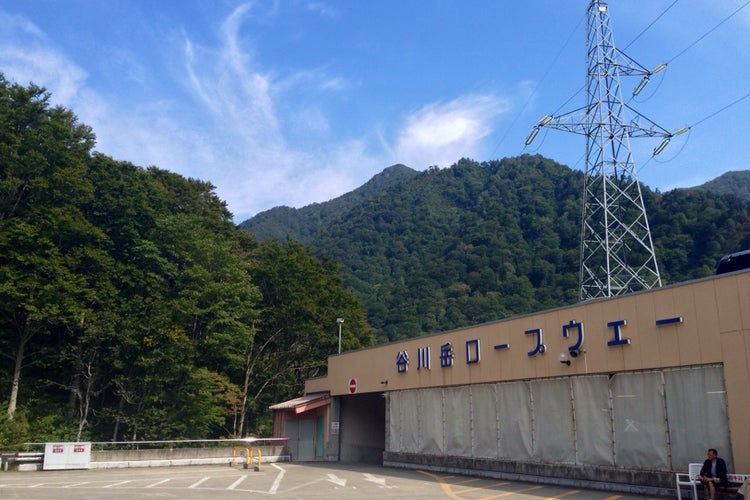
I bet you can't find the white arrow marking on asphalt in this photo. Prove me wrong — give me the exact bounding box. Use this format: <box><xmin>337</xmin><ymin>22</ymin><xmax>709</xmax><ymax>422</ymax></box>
<box><xmin>363</xmin><ymin>473</ymin><xmax>388</xmax><ymax>487</ymax></box>
<box><xmin>327</xmin><ymin>473</ymin><xmax>347</xmax><ymax>487</ymax></box>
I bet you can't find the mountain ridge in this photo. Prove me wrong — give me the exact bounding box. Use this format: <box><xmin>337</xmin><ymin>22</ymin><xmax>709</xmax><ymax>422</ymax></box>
<box><xmin>241</xmin><ymin>162</ymin><xmax>750</xmax><ymax>240</ymax></box>
<box><xmin>239</xmin><ymin>163</ymin><xmax>418</xmax><ymax>242</ymax></box>
<box><xmin>239</xmin><ymin>156</ymin><xmax>750</xmax><ymax>342</ymax></box>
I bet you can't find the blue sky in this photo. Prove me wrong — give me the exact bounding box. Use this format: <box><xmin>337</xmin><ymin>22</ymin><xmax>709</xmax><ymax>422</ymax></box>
<box><xmin>1</xmin><ymin>1</ymin><xmax>749</xmax><ymax>222</ymax></box>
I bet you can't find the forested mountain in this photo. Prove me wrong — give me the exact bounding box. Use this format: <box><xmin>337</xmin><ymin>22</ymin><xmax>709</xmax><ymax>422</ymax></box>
<box><xmin>0</xmin><ymin>76</ymin><xmax>374</xmax><ymax>446</ymax></box>
<box><xmin>240</xmin><ymin>163</ymin><xmax>419</xmax><ymax>243</ymax></box>
<box><xmin>692</xmin><ymin>170</ymin><xmax>750</xmax><ymax>202</ymax></box>
<box><xmin>241</xmin><ymin>157</ymin><xmax>750</xmax><ymax>343</ymax></box>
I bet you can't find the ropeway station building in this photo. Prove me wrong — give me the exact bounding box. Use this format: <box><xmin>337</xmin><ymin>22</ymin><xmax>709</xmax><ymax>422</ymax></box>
<box><xmin>271</xmin><ymin>269</ymin><xmax>750</xmax><ymax>494</ymax></box>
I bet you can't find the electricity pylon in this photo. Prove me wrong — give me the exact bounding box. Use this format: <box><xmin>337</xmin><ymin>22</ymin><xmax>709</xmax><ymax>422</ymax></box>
<box><xmin>525</xmin><ymin>0</ymin><xmax>683</xmax><ymax>301</ymax></box>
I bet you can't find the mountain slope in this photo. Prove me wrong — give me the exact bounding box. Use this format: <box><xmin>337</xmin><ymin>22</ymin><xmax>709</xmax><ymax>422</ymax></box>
<box><xmin>692</xmin><ymin>170</ymin><xmax>750</xmax><ymax>202</ymax></box>
<box><xmin>240</xmin><ymin>155</ymin><xmax>750</xmax><ymax>343</ymax></box>
<box><xmin>238</xmin><ymin>164</ymin><xmax>418</xmax><ymax>243</ymax></box>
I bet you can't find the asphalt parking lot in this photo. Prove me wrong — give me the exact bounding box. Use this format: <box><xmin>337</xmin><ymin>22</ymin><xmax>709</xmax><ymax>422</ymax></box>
<box><xmin>0</xmin><ymin>462</ymin><xmax>672</xmax><ymax>499</ymax></box>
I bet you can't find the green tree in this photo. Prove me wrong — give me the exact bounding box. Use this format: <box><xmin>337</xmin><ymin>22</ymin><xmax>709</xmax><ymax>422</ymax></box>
<box><xmin>0</xmin><ymin>75</ymin><xmax>375</xmax><ymax>445</ymax></box>
<box><xmin>245</xmin><ymin>239</ymin><xmax>374</xmax><ymax>434</ymax></box>
<box><xmin>0</xmin><ymin>75</ymin><xmax>98</xmax><ymax>421</ymax></box>
<box><xmin>97</xmin><ymin>171</ymin><xmax>261</xmax><ymax>441</ymax></box>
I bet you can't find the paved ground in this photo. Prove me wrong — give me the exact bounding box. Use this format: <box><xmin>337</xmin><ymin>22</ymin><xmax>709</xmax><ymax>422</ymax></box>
<box><xmin>0</xmin><ymin>462</ymin><xmax>672</xmax><ymax>499</ymax></box>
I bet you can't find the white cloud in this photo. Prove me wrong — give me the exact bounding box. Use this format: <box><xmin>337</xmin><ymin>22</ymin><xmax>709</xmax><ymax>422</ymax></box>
<box><xmin>0</xmin><ymin>12</ymin><xmax>87</xmax><ymax>106</ymax></box>
<box><xmin>0</xmin><ymin>6</ymin><xmax>514</xmax><ymax>222</ymax></box>
<box><xmin>319</xmin><ymin>76</ymin><xmax>349</xmax><ymax>91</ymax></box>
<box><xmin>177</xmin><ymin>3</ymin><xmax>349</xmax><ymax>218</ymax></box>
<box><xmin>0</xmin><ymin>11</ymin><xmax>43</xmax><ymax>38</ymax></box>
<box><xmin>0</xmin><ymin>12</ymin><xmax>168</xmax><ymax>169</ymax></box>
<box><xmin>394</xmin><ymin>94</ymin><xmax>509</xmax><ymax>169</ymax></box>
<box><xmin>305</xmin><ymin>1</ymin><xmax>340</xmax><ymax>19</ymax></box>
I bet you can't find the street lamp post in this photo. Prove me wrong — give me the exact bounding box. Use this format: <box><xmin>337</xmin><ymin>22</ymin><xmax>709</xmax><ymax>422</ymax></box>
<box><xmin>336</xmin><ymin>318</ymin><xmax>344</xmax><ymax>354</ymax></box>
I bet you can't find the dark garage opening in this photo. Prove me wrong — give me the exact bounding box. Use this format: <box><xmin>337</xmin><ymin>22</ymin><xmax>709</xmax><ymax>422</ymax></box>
<box><xmin>339</xmin><ymin>392</ymin><xmax>386</xmax><ymax>464</ymax></box>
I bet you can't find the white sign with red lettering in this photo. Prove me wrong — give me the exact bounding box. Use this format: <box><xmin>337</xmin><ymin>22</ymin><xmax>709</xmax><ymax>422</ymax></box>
<box><xmin>43</xmin><ymin>442</ymin><xmax>91</xmax><ymax>470</ymax></box>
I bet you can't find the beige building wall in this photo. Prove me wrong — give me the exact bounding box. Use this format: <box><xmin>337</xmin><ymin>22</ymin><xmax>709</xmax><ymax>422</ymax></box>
<box><xmin>306</xmin><ymin>270</ymin><xmax>750</xmax><ymax>471</ymax></box>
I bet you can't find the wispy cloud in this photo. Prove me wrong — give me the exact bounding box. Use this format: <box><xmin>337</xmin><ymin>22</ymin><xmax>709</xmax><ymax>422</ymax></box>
<box><xmin>0</xmin><ymin>12</ymin><xmax>87</xmax><ymax>105</ymax></box>
<box><xmin>0</xmin><ymin>5</ymin><xmax>512</xmax><ymax>221</ymax></box>
<box><xmin>394</xmin><ymin>95</ymin><xmax>509</xmax><ymax>169</ymax></box>
<box><xmin>305</xmin><ymin>1</ymin><xmax>340</xmax><ymax>19</ymax></box>
<box><xmin>177</xmin><ymin>3</ymin><xmax>375</xmax><ymax>217</ymax></box>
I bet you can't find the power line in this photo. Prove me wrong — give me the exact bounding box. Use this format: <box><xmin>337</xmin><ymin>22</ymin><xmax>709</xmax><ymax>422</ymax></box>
<box><xmin>635</xmin><ymin>2</ymin><xmax>750</xmax><ymax>163</ymax></box>
<box><xmin>629</xmin><ymin>1</ymin><xmax>749</xmax><ymax>108</ymax></box>
<box><xmin>622</xmin><ymin>0</ymin><xmax>679</xmax><ymax>51</ymax></box>
<box><xmin>644</xmin><ymin>91</ymin><xmax>750</xmax><ymax>165</ymax></box>
<box><xmin>490</xmin><ymin>12</ymin><xmax>586</xmax><ymax>160</ymax></box>
<box><xmin>689</xmin><ymin>91</ymin><xmax>750</xmax><ymax>129</ymax></box>
<box><xmin>666</xmin><ymin>0</ymin><xmax>750</xmax><ymax>65</ymax></box>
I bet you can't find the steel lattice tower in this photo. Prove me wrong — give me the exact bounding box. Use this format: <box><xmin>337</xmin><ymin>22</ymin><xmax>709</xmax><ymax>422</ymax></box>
<box><xmin>525</xmin><ymin>0</ymin><xmax>677</xmax><ymax>301</ymax></box>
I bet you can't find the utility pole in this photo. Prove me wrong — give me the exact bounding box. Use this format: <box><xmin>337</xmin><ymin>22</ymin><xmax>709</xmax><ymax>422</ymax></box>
<box><xmin>526</xmin><ymin>0</ymin><xmax>684</xmax><ymax>301</ymax></box>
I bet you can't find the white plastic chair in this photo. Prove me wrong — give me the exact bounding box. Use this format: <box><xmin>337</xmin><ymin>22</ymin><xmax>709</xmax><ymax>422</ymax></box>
<box><xmin>676</xmin><ymin>463</ymin><xmax>703</xmax><ymax>500</ymax></box>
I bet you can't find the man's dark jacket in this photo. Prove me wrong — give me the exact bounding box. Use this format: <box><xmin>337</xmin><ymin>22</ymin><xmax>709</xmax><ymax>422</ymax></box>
<box><xmin>700</xmin><ymin>458</ymin><xmax>729</xmax><ymax>486</ymax></box>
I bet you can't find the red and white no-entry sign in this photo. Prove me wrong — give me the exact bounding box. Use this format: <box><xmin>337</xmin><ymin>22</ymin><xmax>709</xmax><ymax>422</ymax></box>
<box><xmin>348</xmin><ymin>378</ymin><xmax>357</xmax><ymax>394</ymax></box>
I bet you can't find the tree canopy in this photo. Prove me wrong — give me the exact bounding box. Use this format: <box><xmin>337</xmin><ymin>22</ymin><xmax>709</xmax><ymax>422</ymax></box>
<box><xmin>242</xmin><ymin>156</ymin><xmax>750</xmax><ymax>343</ymax></box>
<box><xmin>0</xmin><ymin>75</ymin><xmax>373</xmax><ymax>446</ymax></box>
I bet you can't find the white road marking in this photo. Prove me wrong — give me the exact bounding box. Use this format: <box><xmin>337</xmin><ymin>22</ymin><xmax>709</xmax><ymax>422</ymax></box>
<box><xmin>364</xmin><ymin>473</ymin><xmax>388</xmax><ymax>487</ymax></box>
<box><xmin>103</xmin><ymin>479</ymin><xmax>132</xmax><ymax>488</ymax></box>
<box><xmin>269</xmin><ymin>463</ymin><xmax>286</xmax><ymax>494</ymax></box>
<box><xmin>63</xmin><ymin>482</ymin><xmax>90</xmax><ymax>488</ymax></box>
<box><xmin>228</xmin><ymin>475</ymin><xmax>247</xmax><ymax>490</ymax></box>
<box><xmin>189</xmin><ymin>477</ymin><xmax>210</xmax><ymax>489</ymax></box>
<box><xmin>146</xmin><ymin>478</ymin><xmax>170</xmax><ymax>488</ymax></box>
<box><xmin>327</xmin><ymin>473</ymin><xmax>347</xmax><ymax>487</ymax></box>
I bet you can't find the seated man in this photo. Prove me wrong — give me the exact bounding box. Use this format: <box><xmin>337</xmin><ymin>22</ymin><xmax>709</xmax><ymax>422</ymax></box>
<box><xmin>697</xmin><ymin>448</ymin><xmax>729</xmax><ymax>500</ymax></box>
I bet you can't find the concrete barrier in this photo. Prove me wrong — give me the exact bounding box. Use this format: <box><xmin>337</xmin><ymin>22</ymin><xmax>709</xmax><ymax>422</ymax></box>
<box><xmin>89</xmin><ymin>445</ymin><xmax>290</xmax><ymax>469</ymax></box>
<box><xmin>5</xmin><ymin>439</ymin><xmax>291</xmax><ymax>471</ymax></box>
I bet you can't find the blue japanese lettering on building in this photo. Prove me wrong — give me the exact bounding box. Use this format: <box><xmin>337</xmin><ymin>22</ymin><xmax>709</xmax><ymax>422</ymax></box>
<box><xmin>562</xmin><ymin>319</ymin><xmax>585</xmax><ymax>356</ymax></box>
<box><xmin>525</xmin><ymin>328</ymin><xmax>546</xmax><ymax>356</ymax></box>
<box><xmin>607</xmin><ymin>319</ymin><xmax>631</xmax><ymax>346</ymax></box>
<box><xmin>440</xmin><ymin>342</ymin><xmax>454</xmax><ymax>368</ymax></box>
<box><xmin>656</xmin><ymin>316</ymin><xmax>683</xmax><ymax>326</ymax></box>
<box><xmin>417</xmin><ymin>346</ymin><xmax>431</xmax><ymax>370</ymax></box>
<box><xmin>389</xmin><ymin>310</ymin><xmax>691</xmax><ymax>373</ymax></box>
<box><xmin>465</xmin><ymin>339</ymin><xmax>480</xmax><ymax>364</ymax></box>
<box><xmin>396</xmin><ymin>351</ymin><xmax>409</xmax><ymax>373</ymax></box>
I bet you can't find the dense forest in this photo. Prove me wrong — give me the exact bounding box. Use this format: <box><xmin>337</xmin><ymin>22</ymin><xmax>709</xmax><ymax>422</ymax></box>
<box><xmin>0</xmin><ymin>76</ymin><xmax>374</xmax><ymax>447</ymax></box>
<box><xmin>242</xmin><ymin>157</ymin><xmax>750</xmax><ymax>343</ymax></box>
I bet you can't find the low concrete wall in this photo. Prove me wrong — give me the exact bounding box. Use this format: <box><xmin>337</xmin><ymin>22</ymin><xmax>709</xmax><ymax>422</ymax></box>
<box><xmin>90</xmin><ymin>445</ymin><xmax>290</xmax><ymax>469</ymax></box>
<box><xmin>383</xmin><ymin>452</ymin><xmax>676</xmax><ymax>497</ymax></box>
